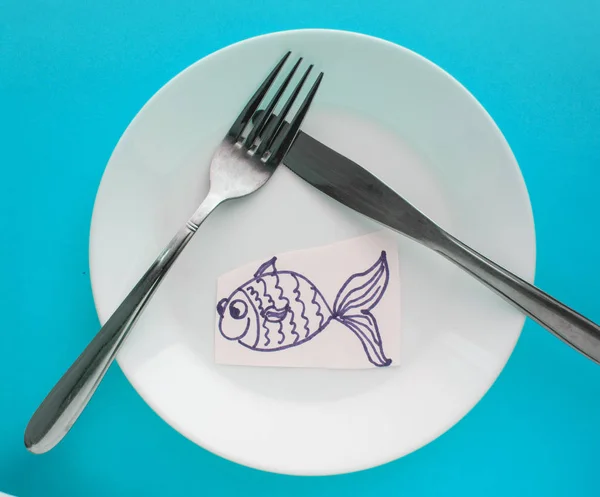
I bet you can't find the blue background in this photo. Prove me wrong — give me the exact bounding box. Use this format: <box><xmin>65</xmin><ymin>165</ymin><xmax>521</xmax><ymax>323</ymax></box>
<box><xmin>1</xmin><ymin>0</ymin><xmax>599</xmax><ymax>495</ymax></box>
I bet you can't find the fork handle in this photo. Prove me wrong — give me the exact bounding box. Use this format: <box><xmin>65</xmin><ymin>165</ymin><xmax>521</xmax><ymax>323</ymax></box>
<box><xmin>24</xmin><ymin>194</ymin><xmax>222</xmax><ymax>454</ymax></box>
<box><xmin>435</xmin><ymin>232</ymin><xmax>600</xmax><ymax>363</ymax></box>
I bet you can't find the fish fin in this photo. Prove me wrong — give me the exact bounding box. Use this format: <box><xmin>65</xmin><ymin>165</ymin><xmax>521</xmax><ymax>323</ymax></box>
<box><xmin>338</xmin><ymin>314</ymin><xmax>391</xmax><ymax>367</ymax></box>
<box><xmin>262</xmin><ymin>304</ymin><xmax>289</xmax><ymax>323</ymax></box>
<box><xmin>254</xmin><ymin>256</ymin><xmax>277</xmax><ymax>277</ymax></box>
<box><xmin>333</xmin><ymin>251</ymin><xmax>389</xmax><ymax>317</ymax></box>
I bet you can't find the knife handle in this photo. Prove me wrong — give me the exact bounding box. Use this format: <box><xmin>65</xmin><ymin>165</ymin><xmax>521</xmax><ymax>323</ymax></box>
<box><xmin>436</xmin><ymin>232</ymin><xmax>600</xmax><ymax>363</ymax></box>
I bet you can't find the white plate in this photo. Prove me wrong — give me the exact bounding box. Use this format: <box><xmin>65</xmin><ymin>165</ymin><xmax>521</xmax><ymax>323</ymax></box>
<box><xmin>90</xmin><ymin>29</ymin><xmax>535</xmax><ymax>475</ymax></box>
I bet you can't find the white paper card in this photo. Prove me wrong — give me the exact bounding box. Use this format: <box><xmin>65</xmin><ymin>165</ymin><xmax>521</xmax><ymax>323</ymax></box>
<box><xmin>214</xmin><ymin>231</ymin><xmax>401</xmax><ymax>369</ymax></box>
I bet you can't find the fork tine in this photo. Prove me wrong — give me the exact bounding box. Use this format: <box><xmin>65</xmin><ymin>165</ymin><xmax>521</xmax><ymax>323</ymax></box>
<box><xmin>256</xmin><ymin>64</ymin><xmax>313</xmax><ymax>157</ymax></box>
<box><xmin>254</xmin><ymin>110</ymin><xmax>283</xmax><ymax>156</ymax></box>
<box><xmin>227</xmin><ymin>51</ymin><xmax>291</xmax><ymax>142</ymax></box>
<box><xmin>243</xmin><ymin>57</ymin><xmax>303</xmax><ymax>149</ymax></box>
<box><xmin>265</xmin><ymin>71</ymin><xmax>324</xmax><ymax>165</ymax></box>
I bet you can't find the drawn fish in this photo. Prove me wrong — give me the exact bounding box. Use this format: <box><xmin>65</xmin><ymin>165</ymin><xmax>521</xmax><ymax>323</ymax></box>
<box><xmin>216</xmin><ymin>251</ymin><xmax>392</xmax><ymax>367</ymax></box>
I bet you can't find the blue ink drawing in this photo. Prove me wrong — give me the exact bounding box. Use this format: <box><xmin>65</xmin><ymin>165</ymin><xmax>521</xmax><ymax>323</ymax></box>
<box><xmin>217</xmin><ymin>251</ymin><xmax>392</xmax><ymax>367</ymax></box>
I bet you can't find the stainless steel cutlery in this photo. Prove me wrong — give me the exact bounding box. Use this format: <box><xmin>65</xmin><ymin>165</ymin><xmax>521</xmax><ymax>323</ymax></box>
<box><xmin>26</xmin><ymin>50</ymin><xmax>600</xmax><ymax>456</ymax></box>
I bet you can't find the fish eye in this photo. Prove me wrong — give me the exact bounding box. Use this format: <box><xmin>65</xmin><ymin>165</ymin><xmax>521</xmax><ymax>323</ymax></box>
<box><xmin>229</xmin><ymin>299</ymin><xmax>248</xmax><ymax>320</ymax></box>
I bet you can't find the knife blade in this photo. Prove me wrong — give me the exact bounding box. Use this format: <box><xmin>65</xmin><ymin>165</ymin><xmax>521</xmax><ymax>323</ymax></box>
<box><xmin>253</xmin><ymin>110</ymin><xmax>600</xmax><ymax>364</ymax></box>
<box><xmin>254</xmin><ymin>110</ymin><xmax>442</xmax><ymax>245</ymax></box>
<box><xmin>283</xmin><ymin>131</ymin><xmax>444</xmax><ymax>245</ymax></box>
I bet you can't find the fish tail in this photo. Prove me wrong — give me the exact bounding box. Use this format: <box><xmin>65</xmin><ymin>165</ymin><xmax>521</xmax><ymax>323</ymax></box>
<box><xmin>333</xmin><ymin>252</ymin><xmax>391</xmax><ymax>367</ymax></box>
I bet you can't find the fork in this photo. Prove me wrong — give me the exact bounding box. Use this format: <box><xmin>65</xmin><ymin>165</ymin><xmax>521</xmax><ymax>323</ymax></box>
<box><xmin>25</xmin><ymin>52</ymin><xmax>324</xmax><ymax>454</ymax></box>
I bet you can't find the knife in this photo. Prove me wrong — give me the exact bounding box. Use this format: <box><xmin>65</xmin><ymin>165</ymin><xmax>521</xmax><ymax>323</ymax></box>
<box><xmin>254</xmin><ymin>111</ymin><xmax>600</xmax><ymax>364</ymax></box>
